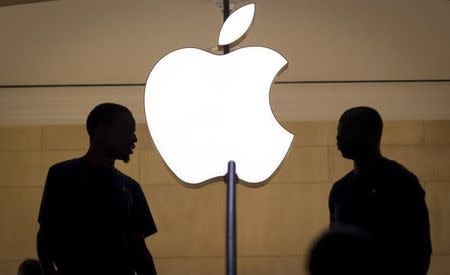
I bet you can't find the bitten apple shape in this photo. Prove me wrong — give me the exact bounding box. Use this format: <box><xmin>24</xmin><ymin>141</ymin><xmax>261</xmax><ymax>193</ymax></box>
<box><xmin>144</xmin><ymin>3</ymin><xmax>294</xmax><ymax>184</ymax></box>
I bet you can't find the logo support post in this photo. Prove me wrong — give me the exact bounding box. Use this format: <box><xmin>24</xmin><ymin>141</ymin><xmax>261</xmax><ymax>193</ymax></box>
<box><xmin>225</xmin><ymin>160</ymin><xmax>237</xmax><ymax>275</ymax></box>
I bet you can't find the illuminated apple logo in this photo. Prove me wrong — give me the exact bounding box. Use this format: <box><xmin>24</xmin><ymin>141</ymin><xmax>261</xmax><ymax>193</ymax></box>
<box><xmin>144</xmin><ymin>3</ymin><xmax>294</xmax><ymax>184</ymax></box>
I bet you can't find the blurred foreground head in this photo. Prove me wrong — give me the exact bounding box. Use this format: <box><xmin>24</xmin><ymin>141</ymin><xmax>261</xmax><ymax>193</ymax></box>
<box><xmin>18</xmin><ymin>258</ymin><xmax>42</xmax><ymax>275</ymax></box>
<box><xmin>307</xmin><ymin>225</ymin><xmax>377</xmax><ymax>275</ymax></box>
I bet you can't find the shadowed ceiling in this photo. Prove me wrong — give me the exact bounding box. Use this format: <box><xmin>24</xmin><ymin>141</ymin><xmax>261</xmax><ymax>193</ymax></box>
<box><xmin>0</xmin><ymin>0</ymin><xmax>449</xmax><ymax>85</ymax></box>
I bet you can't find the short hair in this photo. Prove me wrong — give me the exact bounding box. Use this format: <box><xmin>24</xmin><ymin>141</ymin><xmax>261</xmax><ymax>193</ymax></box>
<box><xmin>339</xmin><ymin>106</ymin><xmax>383</xmax><ymax>141</ymax></box>
<box><xmin>18</xmin><ymin>258</ymin><xmax>42</xmax><ymax>275</ymax></box>
<box><xmin>86</xmin><ymin>103</ymin><xmax>131</xmax><ymax>139</ymax></box>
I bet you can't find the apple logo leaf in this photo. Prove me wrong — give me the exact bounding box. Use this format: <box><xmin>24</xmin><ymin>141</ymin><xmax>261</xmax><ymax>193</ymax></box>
<box><xmin>218</xmin><ymin>3</ymin><xmax>255</xmax><ymax>47</ymax></box>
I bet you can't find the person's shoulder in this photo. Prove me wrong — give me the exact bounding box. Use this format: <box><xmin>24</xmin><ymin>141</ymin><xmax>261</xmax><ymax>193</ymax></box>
<box><xmin>113</xmin><ymin>168</ymin><xmax>140</xmax><ymax>188</ymax></box>
<box><xmin>330</xmin><ymin>170</ymin><xmax>354</xmax><ymax>196</ymax></box>
<box><xmin>333</xmin><ymin>171</ymin><xmax>354</xmax><ymax>188</ymax></box>
<box><xmin>382</xmin><ymin>158</ymin><xmax>424</xmax><ymax>195</ymax></box>
<box><xmin>48</xmin><ymin>158</ymin><xmax>82</xmax><ymax>173</ymax></box>
<box><xmin>382</xmin><ymin>158</ymin><xmax>418</xmax><ymax>182</ymax></box>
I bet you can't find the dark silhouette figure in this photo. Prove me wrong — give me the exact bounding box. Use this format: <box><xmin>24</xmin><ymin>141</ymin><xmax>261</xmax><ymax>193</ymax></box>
<box><xmin>329</xmin><ymin>106</ymin><xmax>432</xmax><ymax>275</ymax></box>
<box><xmin>18</xmin><ymin>258</ymin><xmax>42</xmax><ymax>275</ymax></box>
<box><xmin>37</xmin><ymin>103</ymin><xmax>157</xmax><ymax>275</ymax></box>
<box><xmin>308</xmin><ymin>225</ymin><xmax>377</xmax><ymax>275</ymax></box>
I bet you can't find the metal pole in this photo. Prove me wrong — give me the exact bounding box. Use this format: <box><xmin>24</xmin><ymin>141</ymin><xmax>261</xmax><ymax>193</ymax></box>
<box><xmin>223</xmin><ymin>1</ymin><xmax>235</xmax><ymax>275</ymax></box>
<box><xmin>223</xmin><ymin>0</ymin><xmax>230</xmax><ymax>54</ymax></box>
<box><xmin>225</xmin><ymin>160</ymin><xmax>237</xmax><ymax>275</ymax></box>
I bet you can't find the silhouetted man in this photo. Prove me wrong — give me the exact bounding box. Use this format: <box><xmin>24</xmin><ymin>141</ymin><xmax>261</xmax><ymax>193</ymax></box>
<box><xmin>329</xmin><ymin>106</ymin><xmax>432</xmax><ymax>275</ymax></box>
<box><xmin>37</xmin><ymin>103</ymin><xmax>157</xmax><ymax>275</ymax></box>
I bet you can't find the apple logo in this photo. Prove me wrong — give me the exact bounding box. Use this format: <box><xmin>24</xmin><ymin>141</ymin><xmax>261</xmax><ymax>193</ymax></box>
<box><xmin>144</xmin><ymin>3</ymin><xmax>294</xmax><ymax>184</ymax></box>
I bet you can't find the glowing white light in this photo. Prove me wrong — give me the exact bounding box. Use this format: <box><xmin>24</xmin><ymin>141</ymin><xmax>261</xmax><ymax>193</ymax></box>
<box><xmin>218</xmin><ymin>3</ymin><xmax>255</xmax><ymax>46</ymax></box>
<box><xmin>144</xmin><ymin>3</ymin><xmax>294</xmax><ymax>184</ymax></box>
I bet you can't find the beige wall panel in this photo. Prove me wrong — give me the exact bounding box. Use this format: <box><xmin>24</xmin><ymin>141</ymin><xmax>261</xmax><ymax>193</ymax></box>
<box><xmin>0</xmin><ymin>87</ymin><xmax>146</xmax><ymax>126</ymax></box>
<box><xmin>0</xmin><ymin>152</ymin><xmax>45</xmax><ymax>187</ymax></box>
<box><xmin>139</xmin><ymin>149</ymin><xmax>179</xmax><ymax>185</ymax></box>
<box><xmin>145</xmin><ymin>183</ymin><xmax>330</xmax><ymax>258</ymax></box>
<box><xmin>154</xmin><ymin>257</ymin><xmax>223</xmax><ymax>275</ymax></box>
<box><xmin>382</xmin><ymin>121</ymin><xmax>424</xmax><ymax>145</ymax></box>
<box><xmin>136</xmin><ymin>124</ymin><xmax>155</xmax><ymax>150</ymax></box>
<box><xmin>328</xmin><ymin>147</ymin><xmax>353</xmax><ymax>182</ymax></box>
<box><xmin>325</xmin><ymin>122</ymin><xmax>339</xmax><ymax>146</ymax></box>
<box><xmin>0</xmin><ymin>187</ymin><xmax>42</xmax><ymax>260</ymax></box>
<box><xmin>383</xmin><ymin>145</ymin><xmax>450</xmax><ymax>182</ymax></box>
<box><xmin>0</xmin><ymin>260</ymin><xmax>21</xmax><ymax>275</ymax></box>
<box><xmin>424</xmin><ymin>121</ymin><xmax>450</xmax><ymax>145</ymax></box>
<box><xmin>0</xmin><ymin>126</ymin><xmax>42</xmax><ymax>151</ymax></box>
<box><xmin>239</xmin><ymin>256</ymin><xmax>304</xmax><ymax>275</ymax></box>
<box><xmin>43</xmin><ymin>125</ymin><xmax>89</xmax><ymax>150</ymax></box>
<box><xmin>144</xmin><ymin>184</ymin><xmax>226</xmax><ymax>257</ymax></box>
<box><xmin>237</xmin><ymin>184</ymin><xmax>330</xmax><ymax>256</ymax></box>
<box><xmin>271</xmin><ymin>83</ymin><xmax>450</xmax><ymax>122</ymax></box>
<box><xmin>426</xmin><ymin>183</ymin><xmax>450</xmax><ymax>255</ymax></box>
<box><xmin>155</xmin><ymin>256</ymin><xmax>305</xmax><ymax>275</ymax></box>
<box><xmin>428</xmin><ymin>256</ymin><xmax>450</xmax><ymax>275</ymax></box>
<box><xmin>284</xmin><ymin>121</ymin><xmax>336</xmax><ymax>147</ymax></box>
<box><xmin>271</xmin><ymin>147</ymin><xmax>328</xmax><ymax>184</ymax></box>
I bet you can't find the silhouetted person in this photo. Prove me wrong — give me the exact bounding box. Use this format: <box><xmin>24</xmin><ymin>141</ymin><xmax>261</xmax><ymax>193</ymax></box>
<box><xmin>18</xmin><ymin>258</ymin><xmax>42</xmax><ymax>275</ymax></box>
<box><xmin>329</xmin><ymin>106</ymin><xmax>432</xmax><ymax>275</ymax></box>
<box><xmin>308</xmin><ymin>225</ymin><xmax>377</xmax><ymax>275</ymax></box>
<box><xmin>37</xmin><ymin>103</ymin><xmax>157</xmax><ymax>275</ymax></box>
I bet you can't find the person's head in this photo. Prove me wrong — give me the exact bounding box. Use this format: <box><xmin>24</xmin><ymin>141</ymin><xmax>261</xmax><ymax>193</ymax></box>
<box><xmin>18</xmin><ymin>258</ymin><xmax>42</xmax><ymax>275</ymax></box>
<box><xmin>307</xmin><ymin>226</ymin><xmax>376</xmax><ymax>275</ymax></box>
<box><xmin>86</xmin><ymin>103</ymin><xmax>137</xmax><ymax>163</ymax></box>
<box><xmin>337</xmin><ymin>106</ymin><xmax>383</xmax><ymax>160</ymax></box>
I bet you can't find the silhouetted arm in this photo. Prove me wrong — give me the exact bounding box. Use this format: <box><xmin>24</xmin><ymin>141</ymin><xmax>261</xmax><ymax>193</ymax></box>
<box><xmin>37</xmin><ymin>225</ymin><xmax>58</xmax><ymax>275</ymax></box>
<box><xmin>132</xmin><ymin>233</ymin><xmax>157</xmax><ymax>275</ymax></box>
<box><xmin>37</xmin><ymin>167</ymin><xmax>60</xmax><ymax>275</ymax></box>
<box><xmin>393</xmin><ymin>176</ymin><xmax>432</xmax><ymax>275</ymax></box>
<box><xmin>412</xmin><ymin>197</ymin><xmax>432</xmax><ymax>275</ymax></box>
<box><xmin>130</xmin><ymin>183</ymin><xmax>158</xmax><ymax>275</ymax></box>
<box><xmin>403</xmin><ymin>185</ymin><xmax>432</xmax><ymax>275</ymax></box>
